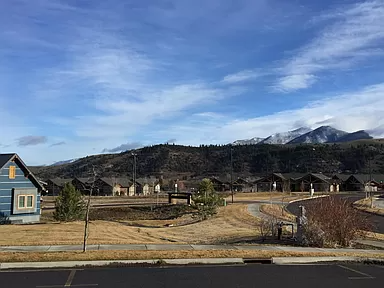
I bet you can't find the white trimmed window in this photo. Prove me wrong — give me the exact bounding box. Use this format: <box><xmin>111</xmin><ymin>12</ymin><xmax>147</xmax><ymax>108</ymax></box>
<box><xmin>18</xmin><ymin>195</ymin><xmax>34</xmax><ymax>209</ymax></box>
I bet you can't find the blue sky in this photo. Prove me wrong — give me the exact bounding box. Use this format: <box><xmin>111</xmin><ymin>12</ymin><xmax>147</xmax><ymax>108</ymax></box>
<box><xmin>1</xmin><ymin>0</ymin><xmax>384</xmax><ymax>165</ymax></box>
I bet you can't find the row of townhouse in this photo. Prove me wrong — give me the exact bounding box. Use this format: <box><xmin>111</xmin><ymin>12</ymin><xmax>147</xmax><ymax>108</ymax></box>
<box><xmin>192</xmin><ymin>173</ymin><xmax>384</xmax><ymax>193</ymax></box>
<box><xmin>45</xmin><ymin>177</ymin><xmax>162</xmax><ymax>196</ymax></box>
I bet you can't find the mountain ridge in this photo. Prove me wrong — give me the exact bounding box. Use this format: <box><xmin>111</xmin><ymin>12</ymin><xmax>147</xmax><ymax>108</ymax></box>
<box><xmin>30</xmin><ymin>140</ymin><xmax>384</xmax><ymax>180</ymax></box>
<box><xmin>233</xmin><ymin>126</ymin><xmax>375</xmax><ymax>145</ymax></box>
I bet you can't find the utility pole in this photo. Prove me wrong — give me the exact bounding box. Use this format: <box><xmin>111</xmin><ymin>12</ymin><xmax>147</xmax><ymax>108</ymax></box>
<box><xmin>369</xmin><ymin>155</ymin><xmax>373</xmax><ymax>208</ymax></box>
<box><xmin>132</xmin><ymin>152</ymin><xmax>137</xmax><ymax>195</ymax></box>
<box><xmin>230</xmin><ymin>146</ymin><xmax>234</xmax><ymax>204</ymax></box>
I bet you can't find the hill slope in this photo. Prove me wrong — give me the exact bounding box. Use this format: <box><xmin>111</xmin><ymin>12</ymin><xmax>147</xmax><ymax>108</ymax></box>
<box><xmin>30</xmin><ymin>141</ymin><xmax>384</xmax><ymax>180</ymax></box>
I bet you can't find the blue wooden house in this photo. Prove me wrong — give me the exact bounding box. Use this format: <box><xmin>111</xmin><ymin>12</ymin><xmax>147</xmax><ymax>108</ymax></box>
<box><xmin>0</xmin><ymin>153</ymin><xmax>44</xmax><ymax>223</ymax></box>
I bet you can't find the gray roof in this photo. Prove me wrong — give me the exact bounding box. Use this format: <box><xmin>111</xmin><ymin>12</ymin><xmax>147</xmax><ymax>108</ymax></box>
<box><xmin>75</xmin><ymin>177</ymin><xmax>94</xmax><ymax>184</ymax></box>
<box><xmin>349</xmin><ymin>174</ymin><xmax>384</xmax><ymax>184</ymax></box>
<box><xmin>48</xmin><ymin>178</ymin><xmax>73</xmax><ymax>186</ymax></box>
<box><xmin>311</xmin><ymin>173</ymin><xmax>331</xmax><ymax>181</ymax></box>
<box><xmin>99</xmin><ymin>177</ymin><xmax>132</xmax><ymax>187</ymax></box>
<box><xmin>281</xmin><ymin>173</ymin><xmax>307</xmax><ymax>180</ymax></box>
<box><xmin>332</xmin><ymin>174</ymin><xmax>351</xmax><ymax>181</ymax></box>
<box><xmin>0</xmin><ymin>153</ymin><xmax>16</xmax><ymax>170</ymax></box>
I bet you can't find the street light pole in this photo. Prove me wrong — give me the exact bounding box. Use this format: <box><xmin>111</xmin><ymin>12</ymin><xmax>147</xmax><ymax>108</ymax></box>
<box><xmin>132</xmin><ymin>152</ymin><xmax>137</xmax><ymax>195</ymax></box>
<box><xmin>230</xmin><ymin>146</ymin><xmax>234</xmax><ymax>204</ymax></box>
<box><xmin>369</xmin><ymin>155</ymin><xmax>373</xmax><ymax>208</ymax></box>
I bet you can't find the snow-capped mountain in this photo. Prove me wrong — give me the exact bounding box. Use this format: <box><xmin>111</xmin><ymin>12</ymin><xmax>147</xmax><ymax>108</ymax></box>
<box><xmin>259</xmin><ymin>127</ymin><xmax>312</xmax><ymax>145</ymax></box>
<box><xmin>287</xmin><ymin>126</ymin><xmax>348</xmax><ymax>144</ymax></box>
<box><xmin>233</xmin><ymin>127</ymin><xmax>311</xmax><ymax>146</ymax></box>
<box><xmin>335</xmin><ymin>130</ymin><xmax>373</xmax><ymax>143</ymax></box>
<box><xmin>233</xmin><ymin>137</ymin><xmax>264</xmax><ymax>145</ymax></box>
<box><xmin>232</xmin><ymin>125</ymin><xmax>376</xmax><ymax>146</ymax></box>
<box><xmin>368</xmin><ymin>125</ymin><xmax>384</xmax><ymax>138</ymax></box>
<box><xmin>51</xmin><ymin>158</ymin><xmax>79</xmax><ymax>166</ymax></box>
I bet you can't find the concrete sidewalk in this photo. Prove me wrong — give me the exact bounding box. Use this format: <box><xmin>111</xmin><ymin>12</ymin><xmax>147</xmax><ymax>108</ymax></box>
<box><xmin>1</xmin><ymin>243</ymin><xmax>384</xmax><ymax>255</ymax></box>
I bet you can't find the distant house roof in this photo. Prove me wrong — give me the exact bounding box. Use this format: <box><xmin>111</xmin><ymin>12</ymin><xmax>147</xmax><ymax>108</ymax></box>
<box><xmin>136</xmin><ymin>178</ymin><xmax>151</xmax><ymax>186</ymax></box>
<box><xmin>74</xmin><ymin>177</ymin><xmax>94</xmax><ymax>184</ymax></box>
<box><xmin>332</xmin><ymin>174</ymin><xmax>351</xmax><ymax>181</ymax></box>
<box><xmin>48</xmin><ymin>178</ymin><xmax>73</xmax><ymax>187</ymax></box>
<box><xmin>0</xmin><ymin>153</ymin><xmax>45</xmax><ymax>191</ymax></box>
<box><xmin>281</xmin><ymin>173</ymin><xmax>307</xmax><ymax>180</ymax></box>
<box><xmin>348</xmin><ymin>174</ymin><xmax>384</xmax><ymax>184</ymax></box>
<box><xmin>234</xmin><ymin>178</ymin><xmax>250</xmax><ymax>185</ymax></box>
<box><xmin>99</xmin><ymin>177</ymin><xmax>132</xmax><ymax>187</ymax></box>
<box><xmin>311</xmin><ymin>173</ymin><xmax>331</xmax><ymax>182</ymax></box>
<box><xmin>210</xmin><ymin>176</ymin><xmax>230</xmax><ymax>185</ymax></box>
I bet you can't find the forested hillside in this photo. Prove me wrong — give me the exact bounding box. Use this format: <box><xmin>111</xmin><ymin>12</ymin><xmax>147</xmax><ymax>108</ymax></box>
<box><xmin>31</xmin><ymin>140</ymin><xmax>384</xmax><ymax>180</ymax></box>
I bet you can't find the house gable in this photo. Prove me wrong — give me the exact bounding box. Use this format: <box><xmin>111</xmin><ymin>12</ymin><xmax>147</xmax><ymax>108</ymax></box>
<box><xmin>0</xmin><ymin>153</ymin><xmax>41</xmax><ymax>223</ymax></box>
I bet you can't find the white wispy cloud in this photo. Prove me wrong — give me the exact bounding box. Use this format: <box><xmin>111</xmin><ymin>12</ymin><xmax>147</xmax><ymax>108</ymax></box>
<box><xmin>274</xmin><ymin>0</ymin><xmax>384</xmax><ymax>92</ymax></box>
<box><xmin>273</xmin><ymin>74</ymin><xmax>316</xmax><ymax>92</ymax></box>
<box><xmin>162</xmin><ymin>83</ymin><xmax>384</xmax><ymax>143</ymax></box>
<box><xmin>221</xmin><ymin>70</ymin><xmax>262</xmax><ymax>84</ymax></box>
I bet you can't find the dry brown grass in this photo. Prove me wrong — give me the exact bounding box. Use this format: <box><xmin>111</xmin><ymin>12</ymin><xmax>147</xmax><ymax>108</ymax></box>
<box><xmin>1</xmin><ymin>249</ymin><xmax>384</xmax><ymax>263</ymax></box>
<box><xmin>364</xmin><ymin>231</ymin><xmax>384</xmax><ymax>241</ymax></box>
<box><xmin>226</xmin><ymin>192</ymin><xmax>304</xmax><ymax>203</ymax></box>
<box><xmin>0</xmin><ymin>205</ymin><xmax>261</xmax><ymax>246</ymax></box>
<box><xmin>260</xmin><ymin>204</ymin><xmax>296</xmax><ymax>222</ymax></box>
<box><xmin>353</xmin><ymin>198</ymin><xmax>384</xmax><ymax>216</ymax></box>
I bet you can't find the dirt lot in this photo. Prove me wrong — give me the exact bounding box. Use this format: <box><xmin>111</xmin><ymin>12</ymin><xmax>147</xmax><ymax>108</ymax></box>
<box><xmin>89</xmin><ymin>205</ymin><xmax>195</xmax><ymax>221</ymax></box>
<box><xmin>0</xmin><ymin>204</ymin><xmax>261</xmax><ymax>246</ymax></box>
<box><xmin>41</xmin><ymin>195</ymin><xmax>169</xmax><ymax>209</ymax></box>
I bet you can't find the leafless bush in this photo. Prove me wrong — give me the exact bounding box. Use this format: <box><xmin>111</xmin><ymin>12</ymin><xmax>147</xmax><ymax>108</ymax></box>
<box><xmin>257</xmin><ymin>217</ymin><xmax>278</xmax><ymax>241</ymax></box>
<box><xmin>303</xmin><ymin>197</ymin><xmax>372</xmax><ymax>247</ymax></box>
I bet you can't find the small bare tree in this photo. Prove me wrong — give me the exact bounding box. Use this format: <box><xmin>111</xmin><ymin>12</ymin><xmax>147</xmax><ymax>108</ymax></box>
<box><xmin>303</xmin><ymin>197</ymin><xmax>372</xmax><ymax>247</ymax></box>
<box><xmin>82</xmin><ymin>166</ymin><xmax>97</xmax><ymax>252</ymax></box>
<box><xmin>257</xmin><ymin>216</ymin><xmax>278</xmax><ymax>241</ymax></box>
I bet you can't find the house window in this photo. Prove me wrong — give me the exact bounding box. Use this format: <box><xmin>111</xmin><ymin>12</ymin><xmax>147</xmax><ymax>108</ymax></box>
<box><xmin>9</xmin><ymin>166</ymin><xmax>16</xmax><ymax>179</ymax></box>
<box><xmin>17</xmin><ymin>195</ymin><xmax>34</xmax><ymax>209</ymax></box>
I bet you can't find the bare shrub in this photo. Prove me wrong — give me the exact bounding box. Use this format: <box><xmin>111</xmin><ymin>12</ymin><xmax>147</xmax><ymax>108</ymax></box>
<box><xmin>303</xmin><ymin>197</ymin><xmax>372</xmax><ymax>247</ymax></box>
<box><xmin>257</xmin><ymin>217</ymin><xmax>278</xmax><ymax>241</ymax></box>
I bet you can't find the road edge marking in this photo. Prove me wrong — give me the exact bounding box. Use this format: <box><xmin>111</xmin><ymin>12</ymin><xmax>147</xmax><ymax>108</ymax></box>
<box><xmin>65</xmin><ymin>270</ymin><xmax>76</xmax><ymax>287</ymax></box>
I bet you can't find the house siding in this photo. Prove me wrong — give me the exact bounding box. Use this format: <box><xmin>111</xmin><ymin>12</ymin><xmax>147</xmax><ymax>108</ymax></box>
<box><xmin>0</xmin><ymin>160</ymin><xmax>40</xmax><ymax>223</ymax></box>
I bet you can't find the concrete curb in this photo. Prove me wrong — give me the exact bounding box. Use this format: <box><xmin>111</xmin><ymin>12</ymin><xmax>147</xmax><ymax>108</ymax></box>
<box><xmin>2</xmin><ymin>256</ymin><xmax>384</xmax><ymax>269</ymax></box>
<box><xmin>0</xmin><ymin>258</ymin><xmax>245</xmax><ymax>270</ymax></box>
<box><xmin>287</xmin><ymin>195</ymin><xmax>329</xmax><ymax>205</ymax></box>
<box><xmin>272</xmin><ymin>256</ymin><xmax>359</xmax><ymax>264</ymax></box>
<box><xmin>272</xmin><ymin>256</ymin><xmax>384</xmax><ymax>265</ymax></box>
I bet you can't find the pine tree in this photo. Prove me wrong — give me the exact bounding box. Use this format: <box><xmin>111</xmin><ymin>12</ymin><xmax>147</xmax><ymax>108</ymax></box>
<box><xmin>192</xmin><ymin>179</ymin><xmax>223</xmax><ymax>220</ymax></box>
<box><xmin>53</xmin><ymin>183</ymin><xmax>85</xmax><ymax>222</ymax></box>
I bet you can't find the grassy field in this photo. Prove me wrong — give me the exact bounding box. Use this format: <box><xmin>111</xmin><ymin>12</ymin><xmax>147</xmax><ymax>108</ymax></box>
<box><xmin>2</xmin><ymin>249</ymin><xmax>384</xmax><ymax>263</ymax></box>
<box><xmin>353</xmin><ymin>198</ymin><xmax>384</xmax><ymax>216</ymax></box>
<box><xmin>260</xmin><ymin>204</ymin><xmax>296</xmax><ymax>222</ymax></box>
<box><xmin>0</xmin><ymin>204</ymin><xmax>261</xmax><ymax>246</ymax></box>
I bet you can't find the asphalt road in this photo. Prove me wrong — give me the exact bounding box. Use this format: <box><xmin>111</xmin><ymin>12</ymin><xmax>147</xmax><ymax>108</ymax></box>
<box><xmin>286</xmin><ymin>194</ymin><xmax>384</xmax><ymax>234</ymax></box>
<box><xmin>1</xmin><ymin>264</ymin><xmax>384</xmax><ymax>288</ymax></box>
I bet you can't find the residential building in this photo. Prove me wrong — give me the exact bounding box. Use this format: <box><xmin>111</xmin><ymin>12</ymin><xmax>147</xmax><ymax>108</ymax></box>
<box><xmin>45</xmin><ymin>178</ymin><xmax>73</xmax><ymax>195</ymax></box>
<box><xmin>94</xmin><ymin>178</ymin><xmax>132</xmax><ymax>196</ymax></box>
<box><xmin>72</xmin><ymin>177</ymin><xmax>93</xmax><ymax>194</ymax></box>
<box><xmin>0</xmin><ymin>153</ymin><xmax>45</xmax><ymax>223</ymax></box>
<box><xmin>294</xmin><ymin>173</ymin><xmax>332</xmax><ymax>192</ymax></box>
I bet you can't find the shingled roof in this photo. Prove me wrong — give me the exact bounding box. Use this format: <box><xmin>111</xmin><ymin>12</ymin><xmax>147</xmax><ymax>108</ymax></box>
<box><xmin>99</xmin><ymin>177</ymin><xmax>132</xmax><ymax>187</ymax></box>
<box><xmin>0</xmin><ymin>153</ymin><xmax>16</xmax><ymax>170</ymax></box>
<box><xmin>48</xmin><ymin>178</ymin><xmax>73</xmax><ymax>187</ymax></box>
